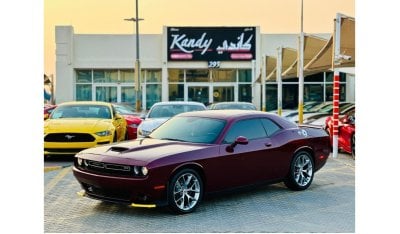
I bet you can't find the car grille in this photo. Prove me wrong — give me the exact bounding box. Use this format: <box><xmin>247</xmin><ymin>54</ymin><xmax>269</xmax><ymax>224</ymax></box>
<box><xmin>45</xmin><ymin>148</ymin><xmax>86</xmax><ymax>154</ymax></box>
<box><xmin>81</xmin><ymin>182</ymin><xmax>131</xmax><ymax>202</ymax></box>
<box><xmin>76</xmin><ymin>159</ymin><xmax>134</xmax><ymax>177</ymax></box>
<box><xmin>45</xmin><ymin>133</ymin><xmax>95</xmax><ymax>142</ymax></box>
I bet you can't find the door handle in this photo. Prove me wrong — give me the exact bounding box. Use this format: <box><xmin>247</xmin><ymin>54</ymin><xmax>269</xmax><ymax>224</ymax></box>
<box><xmin>265</xmin><ymin>142</ymin><xmax>272</xmax><ymax>147</ymax></box>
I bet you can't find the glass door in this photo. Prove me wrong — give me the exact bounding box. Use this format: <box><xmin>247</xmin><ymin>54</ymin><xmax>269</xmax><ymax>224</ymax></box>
<box><xmin>188</xmin><ymin>86</ymin><xmax>210</xmax><ymax>106</ymax></box>
<box><xmin>212</xmin><ymin>86</ymin><xmax>234</xmax><ymax>103</ymax></box>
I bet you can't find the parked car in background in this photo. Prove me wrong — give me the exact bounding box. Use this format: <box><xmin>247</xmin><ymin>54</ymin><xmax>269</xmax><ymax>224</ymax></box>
<box><xmin>73</xmin><ymin>110</ymin><xmax>331</xmax><ymax>214</ymax></box>
<box><xmin>271</xmin><ymin>101</ymin><xmax>322</xmax><ymax>118</ymax></box>
<box><xmin>306</xmin><ymin>104</ymin><xmax>355</xmax><ymax>126</ymax></box>
<box><xmin>137</xmin><ymin>101</ymin><xmax>206</xmax><ymax>138</ymax></box>
<box><xmin>208</xmin><ymin>102</ymin><xmax>257</xmax><ymax>110</ymax></box>
<box><xmin>44</xmin><ymin>104</ymin><xmax>57</xmax><ymax>120</ymax></box>
<box><xmin>325</xmin><ymin>108</ymin><xmax>355</xmax><ymax>158</ymax></box>
<box><xmin>44</xmin><ymin>101</ymin><xmax>127</xmax><ymax>156</ymax></box>
<box><xmin>113</xmin><ymin>103</ymin><xmax>142</xmax><ymax>140</ymax></box>
<box><xmin>287</xmin><ymin>102</ymin><xmax>353</xmax><ymax>123</ymax></box>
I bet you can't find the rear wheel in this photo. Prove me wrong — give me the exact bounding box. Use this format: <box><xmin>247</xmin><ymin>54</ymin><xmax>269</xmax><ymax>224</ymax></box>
<box><xmin>168</xmin><ymin>169</ymin><xmax>203</xmax><ymax>214</ymax></box>
<box><xmin>284</xmin><ymin>151</ymin><xmax>314</xmax><ymax>191</ymax></box>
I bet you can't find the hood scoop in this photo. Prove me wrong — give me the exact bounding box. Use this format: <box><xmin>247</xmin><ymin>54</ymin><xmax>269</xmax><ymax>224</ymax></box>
<box><xmin>108</xmin><ymin>146</ymin><xmax>130</xmax><ymax>153</ymax></box>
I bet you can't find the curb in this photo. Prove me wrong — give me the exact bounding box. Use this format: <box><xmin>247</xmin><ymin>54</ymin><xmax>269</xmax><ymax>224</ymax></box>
<box><xmin>44</xmin><ymin>166</ymin><xmax>69</xmax><ymax>173</ymax></box>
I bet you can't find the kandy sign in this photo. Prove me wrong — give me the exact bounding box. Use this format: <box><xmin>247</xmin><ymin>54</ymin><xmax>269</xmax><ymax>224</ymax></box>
<box><xmin>167</xmin><ymin>27</ymin><xmax>256</xmax><ymax>61</ymax></box>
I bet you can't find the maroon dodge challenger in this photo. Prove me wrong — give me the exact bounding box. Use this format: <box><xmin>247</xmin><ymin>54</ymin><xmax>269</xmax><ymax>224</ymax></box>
<box><xmin>73</xmin><ymin>110</ymin><xmax>330</xmax><ymax>214</ymax></box>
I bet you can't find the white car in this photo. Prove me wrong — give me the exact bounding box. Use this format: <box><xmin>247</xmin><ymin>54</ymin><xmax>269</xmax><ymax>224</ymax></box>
<box><xmin>137</xmin><ymin>101</ymin><xmax>206</xmax><ymax>138</ymax></box>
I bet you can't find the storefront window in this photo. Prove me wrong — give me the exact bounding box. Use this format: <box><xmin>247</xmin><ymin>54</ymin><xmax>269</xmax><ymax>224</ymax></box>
<box><xmin>169</xmin><ymin>84</ymin><xmax>184</xmax><ymax>101</ymax></box>
<box><xmin>283</xmin><ymin>84</ymin><xmax>298</xmax><ymax>109</ymax></box>
<box><xmin>238</xmin><ymin>69</ymin><xmax>252</xmax><ymax>82</ymax></box>
<box><xmin>304</xmin><ymin>84</ymin><xmax>324</xmax><ymax>102</ymax></box>
<box><xmin>213</xmin><ymin>86</ymin><xmax>234</xmax><ymax>102</ymax></box>
<box><xmin>76</xmin><ymin>84</ymin><xmax>92</xmax><ymax>101</ymax></box>
<box><xmin>325</xmin><ymin>84</ymin><xmax>346</xmax><ymax>102</ymax></box>
<box><xmin>121</xmin><ymin>87</ymin><xmax>136</xmax><ymax>103</ymax></box>
<box><xmin>120</xmin><ymin>70</ymin><xmax>134</xmax><ymax>83</ymax></box>
<box><xmin>146</xmin><ymin>70</ymin><xmax>162</xmax><ymax>83</ymax></box>
<box><xmin>186</xmin><ymin>69</ymin><xmax>210</xmax><ymax>82</ymax></box>
<box><xmin>212</xmin><ymin>69</ymin><xmax>236</xmax><ymax>82</ymax></box>
<box><xmin>93</xmin><ymin>70</ymin><xmax>118</xmax><ymax>83</ymax></box>
<box><xmin>304</xmin><ymin>72</ymin><xmax>324</xmax><ymax>82</ymax></box>
<box><xmin>76</xmin><ymin>70</ymin><xmax>92</xmax><ymax>83</ymax></box>
<box><xmin>239</xmin><ymin>84</ymin><xmax>252</xmax><ymax>102</ymax></box>
<box><xmin>95</xmin><ymin>86</ymin><xmax>118</xmax><ymax>102</ymax></box>
<box><xmin>168</xmin><ymin>69</ymin><xmax>184</xmax><ymax>82</ymax></box>
<box><xmin>146</xmin><ymin>84</ymin><xmax>161</xmax><ymax>110</ymax></box>
<box><xmin>283</xmin><ymin>77</ymin><xmax>298</xmax><ymax>83</ymax></box>
<box><xmin>265</xmin><ymin>84</ymin><xmax>277</xmax><ymax>111</ymax></box>
<box><xmin>326</xmin><ymin>72</ymin><xmax>346</xmax><ymax>82</ymax></box>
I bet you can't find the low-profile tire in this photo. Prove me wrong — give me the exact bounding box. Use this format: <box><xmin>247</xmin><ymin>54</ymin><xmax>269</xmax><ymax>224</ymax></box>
<box><xmin>168</xmin><ymin>168</ymin><xmax>203</xmax><ymax>214</ymax></box>
<box><xmin>284</xmin><ymin>151</ymin><xmax>314</xmax><ymax>191</ymax></box>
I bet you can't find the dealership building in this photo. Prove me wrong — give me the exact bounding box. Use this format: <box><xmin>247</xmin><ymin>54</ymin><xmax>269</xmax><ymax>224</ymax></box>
<box><xmin>55</xmin><ymin>25</ymin><xmax>355</xmax><ymax>110</ymax></box>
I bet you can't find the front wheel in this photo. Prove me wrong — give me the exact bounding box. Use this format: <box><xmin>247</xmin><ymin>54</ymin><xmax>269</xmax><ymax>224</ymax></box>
<box><xmin>284</xmin><ymin>151</ymin><xmax>314</xmax><ymax>191</ymax></box>
<box><xmin>168</xmin><ymin>169</ymin><xmax>203</xmax><ymax>214</ymax></box>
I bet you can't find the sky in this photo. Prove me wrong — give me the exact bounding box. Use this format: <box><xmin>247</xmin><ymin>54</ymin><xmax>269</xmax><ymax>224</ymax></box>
<box><xmin>44</xmin><ymin>0</ymin><xmax>355</xmax><ymax>76</ymax></box>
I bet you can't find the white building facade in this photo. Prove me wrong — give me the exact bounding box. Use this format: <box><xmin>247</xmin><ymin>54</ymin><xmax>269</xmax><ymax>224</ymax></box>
<box><xmin>55</xmin><ymin>26</ymin><xmax>355</xmax><ymax>110</ymax></box>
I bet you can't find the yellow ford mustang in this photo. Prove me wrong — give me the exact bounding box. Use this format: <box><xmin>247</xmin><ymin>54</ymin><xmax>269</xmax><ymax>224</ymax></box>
<box><xmin>44</xmin><ymin>101</ymin><xmax>127</xmax><ymax>156</ymax></box>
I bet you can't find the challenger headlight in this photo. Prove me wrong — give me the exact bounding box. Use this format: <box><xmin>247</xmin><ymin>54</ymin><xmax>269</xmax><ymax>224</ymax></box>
<box><xmin>77</xmin><ymin>157</ymin><xmax>83</xmax><ymax>166</ymax></box>
<box><xmin>133</xmin><ymin>166</ymin><xmax>148</xmax><ymax>176</ymax></box>
<box><xmin>141</xmin><ymin>166</ymin><xmax>148</xmax><ymax>176</ymax></box>
<box><xmin>95</xmin><ymin>130</ymin><xmax>111</xmax><ymax>136</ymax></box>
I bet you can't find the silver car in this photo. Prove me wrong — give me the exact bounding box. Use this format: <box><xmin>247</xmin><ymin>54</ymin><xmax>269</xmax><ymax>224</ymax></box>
<box><xmin>137</xmin><ymin>101</ymin><xmax>206</xmax><ymax>138</ymax></box>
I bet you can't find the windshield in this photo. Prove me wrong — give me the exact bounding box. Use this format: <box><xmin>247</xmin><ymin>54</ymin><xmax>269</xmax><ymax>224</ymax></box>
<box><xmin>308</xmin><ymin>103</ymin><xmax>330</xmax><ymax>112</ymax></box>
<box><xmin>150</xmin><ymin>116</ymin><xmax>226</xmax><ymax>144</ymax></box>
<box><xmin>50</xmin><ymin>105</ymin><xmax>112</xmax><ymax>119</ymax></box>
<box><xmin>148</xmin><ymin>104</ymin><xmax>205</xmax><ymax>118</ymax></box>
<box><xmin>114</xmin><ymin>105</ymin><xmax>137</xmax><ymax>115</ymax></box>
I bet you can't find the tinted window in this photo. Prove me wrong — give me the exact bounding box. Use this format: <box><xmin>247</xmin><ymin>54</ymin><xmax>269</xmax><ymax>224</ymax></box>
<box><xmin>223</xmin><ymin>119</ymin><xmax>267</xmax><ymax>144</ymax></box>
<box><xmin>150</xmin><ymin>117</ymin><xmax>226</xmax><ymax>144</ymax></box>
<box><xmin>261</xmin><ymin>118</ymin><xmax>281</xmax><ymax>136</ymax></box>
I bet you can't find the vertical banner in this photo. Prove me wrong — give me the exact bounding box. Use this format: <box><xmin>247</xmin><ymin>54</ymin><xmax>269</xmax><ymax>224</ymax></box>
<box><xmin>332</xmin><ymin>71</ymin><xmax>340</xmax><ymax>158</ymax></box>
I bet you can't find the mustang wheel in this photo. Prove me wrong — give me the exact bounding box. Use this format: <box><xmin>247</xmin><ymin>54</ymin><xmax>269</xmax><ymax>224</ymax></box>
<box><xmin>168</xmin><ymin>169</ymin><xmax>203</xmax><ymax>214</ymax></box>
<box><xmin>284</xmin><ymin>151</ymin><xmax>314</xmax><ymax>191</ymax></box>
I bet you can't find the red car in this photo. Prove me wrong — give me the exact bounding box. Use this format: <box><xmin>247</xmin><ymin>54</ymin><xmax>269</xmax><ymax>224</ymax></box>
<box><xmin>325</xmin><ymin>109</ymin><xmax>355</xmax><ymax>158</ymax></box>
<box><xmin>113</xmin><ymin>104</ymin><xmax>142</xmax><ymax>140</ymax></box>
<box><xmin>44</xmin><ymin>104</ymin><xmax>57</xmax><ymax>120</ymax></box>
<box><xmin>73</xmin><ymin>110</ymin><xmax>330</xmax><ymax>214</ymax></box>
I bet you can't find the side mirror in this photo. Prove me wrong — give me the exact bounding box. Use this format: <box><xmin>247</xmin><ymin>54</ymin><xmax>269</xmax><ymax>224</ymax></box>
<box><xmin>140</xmin><ymin>113</ymin><xmax>147</xmax><ymax>119</ymax></box>
<box><xmin>44</xmin><ymin>113</ymin><xmax>49</xmax><ymax>120</ymax></box>
<box><xmin>226</xmin><ymin>136</ymin><xmax>248</xmax><ymax>153</ymax></box>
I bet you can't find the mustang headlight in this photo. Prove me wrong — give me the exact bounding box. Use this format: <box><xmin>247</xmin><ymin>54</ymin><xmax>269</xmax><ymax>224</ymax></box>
<box><xmin>95</xmin><ymin>130</ymin><xmax>111</xmax><ymax>136</ymax></box>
